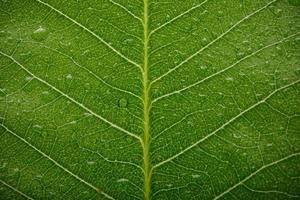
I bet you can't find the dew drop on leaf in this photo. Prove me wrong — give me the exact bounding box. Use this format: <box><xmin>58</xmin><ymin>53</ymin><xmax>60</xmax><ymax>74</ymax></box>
<box><xmin>274</xmin><ymin>8</ymin><xmax>282</xmax><ymax>15</ymax></box>
<box><xmin>66</xmin><ymin>74</ymin><xmax>73</xmax><ymax>79</ymax></box>
<box><xmin>25</xmin><ymin>76</ymin><xmax>33</xmax><ymax>81</ymax></box>
<box><xmin>0</xmin><ymin>30</ymin><xmax>11</xmax><ymax>38</ymax></box>
<box><xmin>87</xmin><ymin>161</ymin><xmax>96</xmax><ymax>165</ymax></box>
<box><xmin>118</xmin><ymin>98</ymin><xmax>128</xmax><ymax>108</ymax></box>
<box><xmin>192</xmin><ymin>174</ymin><xmax>200</xmax><ymax>179</ymax></box>
<box><xmin>116</xmin><ymin>178</ymin><xmax>129</xmax><ymax>183</ymax></box>
<box><xmin>31</xmin><ymin>26</ymin><xmax>49</xmax><ymax>41</ymax></box>
<box><xmin>225</xmin><ymin>77</ymin><xmax>234</xmax><ymax>81</ymax></box>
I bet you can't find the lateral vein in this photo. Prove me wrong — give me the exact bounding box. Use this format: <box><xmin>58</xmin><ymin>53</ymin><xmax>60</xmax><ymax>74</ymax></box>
<box><xmin>1</xmin><ymin>124</ymin><xmax>115</xmax><ymax>200</ymax></box>
<box><xmin>150</xmin><ymin>0</ymin><xmax>278</xmax><ymax>85</ymax></box>
<box><xmin>0</xmin><ymin>51</ymin><xmax>141</xmax><ymax>142</ymax></box>
<box><xmin>151</xmin><ymin>32</ymin><xmax>300</xmax><ymax>104</ymax></box>
<box><xmin>149</xmin><ymin>0</ymin><xmax>209</xmax><ymax>36</ymax></box>
<box><xmin>0</xmin><ymin>180</ymin><xmax>34</xmax><ymax>200</ymax></box>
<box><xmin>108</xmin><ymin>0</ymin><xmax>143</xmax><ymax>23</ymax></box>
<box><xmin>152</xmin><ymin>79</ymin><xmax>300</xmax><ymax>169</ymax></box>
<box><xmin>24</xmin><ymin>41</ymin><xmax>143</xmax><ymax>101</ymax></box>
<box><xmin>213</xmin><ymin>152</ymin><xmax>300</xmax><ymax>200</ymax></box>
<box><xmin>33</xmin><ymin>0</ymin><xmax>143</xmax><ymax>72</ymax></box>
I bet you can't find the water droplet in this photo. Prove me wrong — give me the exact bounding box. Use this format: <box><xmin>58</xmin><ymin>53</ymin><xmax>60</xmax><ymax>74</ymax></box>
<box><xmin>123</xmin><ymin>38</ymin><xmax>133</xmax><ymax>44</ymax></box>
<box><xmin>116</xmin><ymin>178</ymin><xmax>129</xmax><ymax>183</ymax></box>
<box><xmin>31</xmin><ymin>26</ymin><xmax>49</xmax><ymax>41</ymax></box>
<box><xmin>118</xmin><ymin>98</ymin><xmax>128</xmax><ymax>108</ymax></box>
<box><xmin>198</xmin><ymin>93</ymin><xmax>206</xmax><ymax>97</ymax></box>
<box><xmin>36</xmin><ymin>174</ymin><xmax>43</xmax><ymax>179</ymax></box>
<box><xmin>233</xmin><ymin>133</ymin><xmax>241</xmax><ymax>138</ymax></box>
<box><xmin>239</xmin><ymin>72</ymin><xmax>245</xmax><ymax>76</ymax></box>
<box><xmin>266</xmin><ymin>143</ymin><xmax>273</xmax><ymax>147</ymax></box>
<box><xmin>192</xmin><ymin>174</ymin><xmax>201</xmax><ymax>178</ymax></box>
<box><xmin>275</xmin><ymin>8</ymin><xmax>282</xmax><ymax>15</ymax></box>
<box><xmin>0</xmin><ymin>162</ymin><xmax>7</xmax><ymax>169</ymax></box>
<box><xmin>237</xmin><ymin>52</ymin><xmax>245</xmax><ymax>59</ymax></box>
<box><xmin>87</xmin><ymin>161</ymin><xmax>96</xmax><ymax>165</ymax></box>
<box><xmin>66</xmin><ymin>74</ymin><xmax>73</xmax><ymax>79</ymax></box>
<box><xmin>225</xmin><ymin>77</ymin><xmax>234</xmax><ymax>81</ymax></box>
<box><xmin>33</xmin><ymin>124</ymin><xmax>43</xmax><ymax>129</ymax></box>
<box><xmin>42</xmin><ymin>91</ymin><xmax>49</xmax><ymax>95</ymax></box>
<box><xmin>25</xmin><ymin>76</ymin><xmax>33</xmax><ymax>81</ymax></box>
<box><xmin>83</xmin><ymin>112</ymin><xmax>92</xmax><ymax>117</ymax></box>
<box><xmin>0</xmin><ymin>30</ymin><xmax>11</xmax><ymax>38</ymax></box>
<box><xmin>217</xmin><ymin>11</ymin><xmax>223</xmax><ymax>15</ymax></box>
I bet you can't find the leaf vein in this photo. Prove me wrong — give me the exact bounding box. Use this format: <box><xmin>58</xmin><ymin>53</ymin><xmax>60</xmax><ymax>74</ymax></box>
<box><xmin>152</xmin><ymin>79</ymin><xmax>300</xmax><ymax>169</ymax></box>
<box><xmin>213</xmin><ymin>153</ymin><xmax>300</xmax><ymax>200</ymax></box>
<box><xmin>151</xmin><ymin>32</ymin><xmax>300</xmax><ymax>104</ymax></box>
<box><xmin>0</xmin><ymin>124</ymin><xmax>116</xmax><ymax>200</ymax></box>
<box><xmin>0</xmin><ymin>51</ymin><xmax>142</xmax><ymax>142</ymax></box>
<box><xmin>149</xmin><ymin>0</ymin><xmax>209</xmax><ymax>36</ymax></box>
<box><xmin>0</xmin><ymin>180</ymin><xmax>34</xmax><ymax>200</ymax></box>
<box><xmin>150</xmin><ymin>0</ymin><xmax>278</xmax><ymax>85</ymax></box>
<box><xmin>33</xmin><ymin>0</ymin><xmax>143</xmax><ymax>72</ymax></box>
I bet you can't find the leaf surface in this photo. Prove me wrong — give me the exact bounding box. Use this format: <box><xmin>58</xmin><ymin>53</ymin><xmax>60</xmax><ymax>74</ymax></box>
<box><xmin>0</xmin><ymin>0</ymin><xmax>300</xmax><ymax>199</ymax></box>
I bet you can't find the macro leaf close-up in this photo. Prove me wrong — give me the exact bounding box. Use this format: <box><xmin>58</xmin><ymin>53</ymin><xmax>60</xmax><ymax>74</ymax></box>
<box><xmin>0</xmin><ymin>0</ymin><xmax>300</xmax><ymax>199</ymax></box>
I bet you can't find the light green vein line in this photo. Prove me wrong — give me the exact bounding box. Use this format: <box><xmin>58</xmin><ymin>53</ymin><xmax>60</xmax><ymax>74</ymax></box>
<box><xmin>0</xmin><ymin>124</ymin><xmax>116</xmax><ymax>200</ymax></box>
<box><xmin>151</xmin><ymin>32</ymin><xmax>300</xmax><ymax>104</ymax></box>
<box><xmin>214</xmin><ymin>152</ymin><xmax>300</xmax><ymax>200</ymax></box>
<box><xmin>23</xmin><ymin>41</ymin><xmax>143</xmax><ymax>101</ymax></box>
<box><xmin>150</xmin><ymin>0</ymin><xmax>278</xmax><ymax>85</ymax></box>
<box><xmin>142</xmin><ymin>0</ymin><xmax>152</xmax><ymax>199</ymax></box>
<box><xmin>108</xmin><ymin>0</ymin><xmax>143</xmax><ymax>23</ymax></box>
<box><xmin>0</xmin><ymin>180</ymin><xmax>34</xmax><ymax>200</ymax></box>
<box><xmin>149</xmin><ymin>0</ymin><xmax>209</xmax><ymax>36</ymax></box>
<box><xmin>242</xmin><ymin>184</ymin><xmax>299</xmax><ymax>198</ymax></box>
<box><xmin>33</xmin><ymin>0</ymin><xmax>143</xmax><ymax>72</ymax></box>
<box><xmin>0</xmin><ymin>50</ymin><xmax>142</xmax><ymax>142</ymax></box>
<box><xmin>152</xmin><ymin>79</ymin><xmax>300</xmax><ymax>169</ymax></box>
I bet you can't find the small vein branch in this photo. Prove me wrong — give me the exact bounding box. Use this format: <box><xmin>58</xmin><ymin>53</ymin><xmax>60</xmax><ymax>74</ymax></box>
<box><xmin>150</xmin><ymin>0</ymin><xmax>278</xmax><ymax>85</ymax></box>
<box><xmin>152</xmin><ymin>79</ymin><xmax>300</xmax><ymax>169</ymax></box>
<box><xmin>108</xmin><ymin>0</ymin><xmax>143</xmax><ymax>23</ymax></box>
<box><xmin>0</xmin><ymin>50</ymin><xmax>141</xmax><ymax>142</ymax></box>
<box><xmin>0</xmin><ymin>180</ymin><xmax>34</xmax><ymax>200</ymax></box>
<box><xmin>213</xmin><ymin>152</ymin><xmax>300</xmax><ymax>200</ymax></box>
<box><xmin>1</xmin><ymin>124</ymin><xmax>115</xmax><ymax>200</ymax></box>
<box><xmin>151</xmin><ymin>32</ymin><xmax>300</xmax><ymax>104</ymax></box>
<box><xmin>27</xmin><ymin>42</ymin><xmax>143</xmax><ymax>101</ymax></box>
<box><xmin>149</xmin><ymin>0</ymin><xmax>209</xmax><ymax>36</ymax></box>
<box><xmin>33</xmin><ymin>0</ymin><xmax>143</xmax><ymax>72</ymax></box>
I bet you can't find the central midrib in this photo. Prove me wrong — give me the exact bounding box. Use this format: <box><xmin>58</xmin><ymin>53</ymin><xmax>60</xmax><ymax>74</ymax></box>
<box><xmin>142</xmin><ymin>0</ymin><xmax>151</xmax><ymax>200</ymax></box>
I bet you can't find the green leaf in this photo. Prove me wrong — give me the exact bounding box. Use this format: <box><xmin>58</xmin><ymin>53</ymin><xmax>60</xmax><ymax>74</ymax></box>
<box><xmin>1</xmin><ymin>0</ymin><xmax>300</xmax><ymax>199</ymax></box>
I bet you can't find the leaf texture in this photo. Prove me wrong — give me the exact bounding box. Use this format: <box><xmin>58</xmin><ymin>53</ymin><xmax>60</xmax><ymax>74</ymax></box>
<box><xmin>0</xmin><ymin>0</ymin><xmax>300</xmax><ymax>199</ymax></box>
